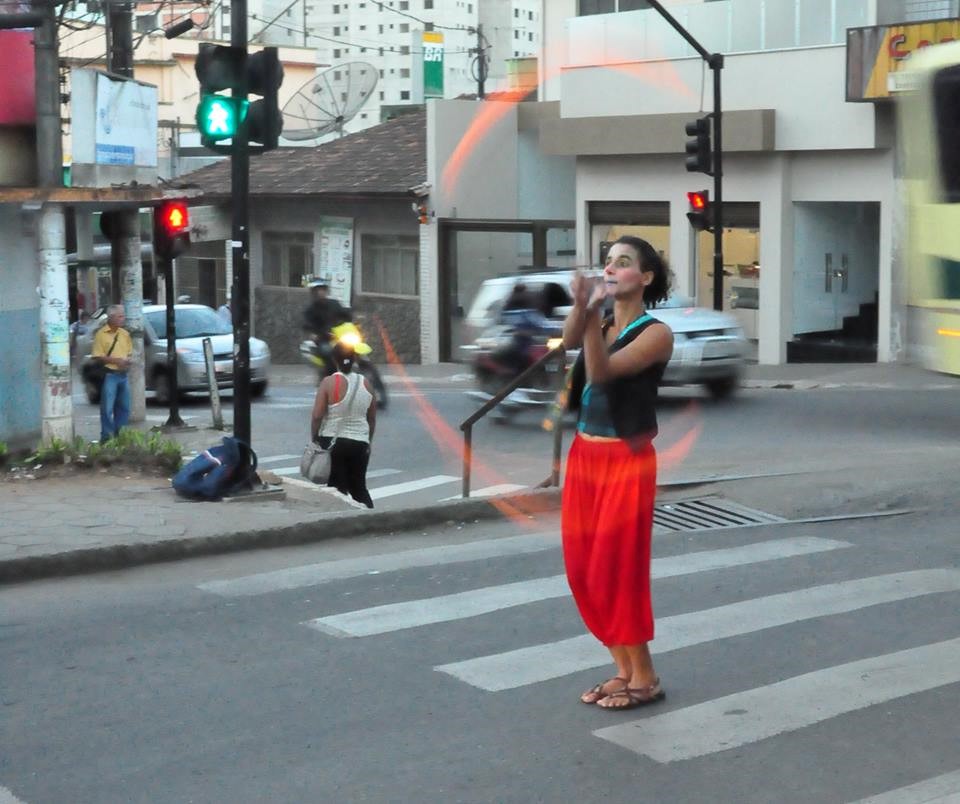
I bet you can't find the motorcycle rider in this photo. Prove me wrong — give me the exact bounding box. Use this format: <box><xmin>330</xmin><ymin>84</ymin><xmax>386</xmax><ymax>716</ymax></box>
<box><xmin>303</xmin><ymin>278</ymin><xmax>352</xmax><ymax>376</ymax></box>
<box><xmin>497</xmin><ymin>281</ymin><xmax>554</xmax><ymax>377</ymax></box>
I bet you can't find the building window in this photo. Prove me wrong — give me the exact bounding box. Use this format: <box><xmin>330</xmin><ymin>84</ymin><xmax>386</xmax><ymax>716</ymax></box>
<box><xmin>399</xmin><ymin>0</ymin><xmax>408</xmax><ymax>8</ymax></box>
<box><xmin>400</xmin><ymin>45</ymin><xmax>409</xmax><ymax>54</ymax></box>
<box><xmin>514</xmin><ymin>7</ymin><xmax>519</xmax><ymax>16</ymax></box>
<box><xmin>467</xmin><ymin>3</ymin><xmax>473</xmax><ymax>11</ymax></box>
<box><xmin>334</xmin><ymin>48</ymin><xmax>341</xmax><ymax>58</ymax></box>
<box><xmin>334</xmin><ymin>70</ymin><xmax>342</xmax><ymax>80</ymax></box>
<box><xmin>379</xmin><ymin>47</ymin><xmax>384</xmax><ymax>55</ymax></box>
<box><xmin>332</xmin><ymin>3</ymin><xmax>339</xmax><ymax>11</ymax></box>
<box><xmin>528</xmin><ymin>10</ymin><xmax>534</xmax><ymax>19</ymax></box>
<box><xmin>514</xmin><ymin>30</ymin><xmax>518</xmax><ymax>38</ymax></box>
<box><xmin>424</xmin><ymin>0</ymin><xmax>433</xmax><ymax>7</ymax></box>
<box><xmin>528</xmin><ymin>32</ymin><xmax>533</xmax><ymax>41</ymax></box>
<box><xmin>578</xmin><ymin>0</ymin><xmax>651</xmax><ymax>12</ymax></box>
<box><xmin>400</xmin><ymin>89</ymin><xmax>410</xmax><ymax>99</ymax></box>
<box><xmin>400</xmin><ymin>67</ymin><xmax>410</xmax><ymax>77</ymax></box>
<box><xmin>379</xmin><ymin>90</ymin><xmax>385</xmax><ymax>100</ymax></box>
<box><xmin>333</xmin><ymin>25</ymin><xmax>340</xmax><ymax>35</ymax></box>
<box><xmin>378</xmin><ymin>23</ymin><xmax>383</xmax><ymax>33</ymax></box>
<box><xmin>361</xmin><ymin>235</ymin><xmax>419</xmax><ymax>296</ymax></box>
<box><xmin>262</xmin><ymin>232</ymin><xmax>314</xmax><ymax>288</ymax></box>
<box><xmin>399</xmin><ymin>22</ymin><xmax>409</xmax><ymax>32</ymax></box>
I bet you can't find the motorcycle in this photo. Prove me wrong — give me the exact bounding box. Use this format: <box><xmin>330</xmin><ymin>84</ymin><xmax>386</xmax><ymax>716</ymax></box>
<box><xmin>468</xmin><ymin>315</ymin><xmax>566</xmax><ymax>422</ymax></box>
<box><xmin>299</xmin><ymin>321</ymin><xmax>389</xmax><ymax>410</ymax></box>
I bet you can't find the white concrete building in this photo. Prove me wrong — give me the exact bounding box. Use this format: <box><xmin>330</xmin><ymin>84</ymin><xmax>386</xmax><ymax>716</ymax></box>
<box><xmin>416</xmin><ymin>0</ymin><xmax>960</xmax><ymax>365</ymax></box>
<box><xmin>302</xmin><ymin>0</ymin><xmax>542</xmax><ymax>134</ymax></box>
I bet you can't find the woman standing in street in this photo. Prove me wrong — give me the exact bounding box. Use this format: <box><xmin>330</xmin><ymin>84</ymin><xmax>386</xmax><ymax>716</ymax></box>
<box><xmin>561</xmin><ymin>236</ymin><xmax>673</xmax><ymax>711</ymax></box>
<box><xmin>309</xmin><ymin>342</ymin><xmax>376</xmax><ymax>508</ymax></box>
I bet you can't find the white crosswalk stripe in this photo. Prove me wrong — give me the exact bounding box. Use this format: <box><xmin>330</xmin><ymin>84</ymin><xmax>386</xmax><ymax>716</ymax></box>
<box><xmin>196</xmin><ymin>511</ymin><xmax>960</xmax><ymax>782</ymax></box>
<box><xmin>197</xmin><ymin>531</ymin><xmax>559</xmax><ymax>597</ymax></box>
<box><xmin>434</xmin><ymin>569</ymin><xmax>960</xmax><ymax>691</ymax></box>
<box><xmin>846</xmin><ymin>770</ymin><xmax>960</xmax><ymax>804</ymax></box>
<box><xmin>369</xmin><ymin>474</ymin><xmax>460</xmax><ymax>500</ymax></box>
<box><xmin>594</xmin><ymin>636</ymin><xmax>960</xmax><ymax>763</ymax></box>
<box><xmin>305</xmin><ymin>536</ymin><xmax>851</xmax><ymax>638</ymax></box>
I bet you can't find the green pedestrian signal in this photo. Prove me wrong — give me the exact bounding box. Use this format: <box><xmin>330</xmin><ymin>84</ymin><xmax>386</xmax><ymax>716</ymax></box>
<box><xmin>196</xmin><ymin>95</ymin><xmax>248</xmax><ymax>142</ymax></box>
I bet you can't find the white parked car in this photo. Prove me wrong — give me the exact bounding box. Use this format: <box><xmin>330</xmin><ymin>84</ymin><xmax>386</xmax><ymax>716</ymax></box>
<box><xmin>462</xmin><ymin>272</ymin><xmax>748</xmax><ymax>398</ymax></box>
<box><xmin>76</xmin><ymin>304</ymin><xmax>271</xmax><ymax>404</ymax></box>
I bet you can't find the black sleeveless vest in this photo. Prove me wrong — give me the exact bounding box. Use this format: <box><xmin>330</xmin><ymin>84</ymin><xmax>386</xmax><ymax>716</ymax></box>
<box><xmin>567</xmin><ymin>315</ymin><xmax>667</xmax><ymax>445</ymax></box>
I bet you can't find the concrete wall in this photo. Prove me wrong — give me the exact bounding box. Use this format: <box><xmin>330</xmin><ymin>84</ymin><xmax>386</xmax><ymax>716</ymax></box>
<box><xmin>561</xmin><ymin>46</ymin><xmax>879</xmax><ymax>153</ymax></box>
<box><xmin>0</xmin><ymin>206</ymin><xmax>41</xmax><ymax>446</ymax></box>
<box><xmin>248</xmin><ymin>198</ymin><xmax>421</xmax><ymax>364</ymax></box>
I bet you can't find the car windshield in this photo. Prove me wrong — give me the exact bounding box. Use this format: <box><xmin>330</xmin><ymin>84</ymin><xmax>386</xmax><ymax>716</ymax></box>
<box><xmin>146</xmin><ymin>308</ymin><xmax>232</xmax><ymax>339</ymax></box>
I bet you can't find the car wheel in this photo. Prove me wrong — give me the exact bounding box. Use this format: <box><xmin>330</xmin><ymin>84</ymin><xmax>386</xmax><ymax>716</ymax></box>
<box><xmin>84</xmin><ymin>377</ymin><xmax>101</xmax><ymax>404</ymax></box>
<box><xmin>251</xmin><ymin>381</ymin><xmax>268</xmax><ymax>398</ymax></box>
<box><xmin>706</xmin><ymin>376</ymin><xmax>738</xmax><ymax>400</ymax></box>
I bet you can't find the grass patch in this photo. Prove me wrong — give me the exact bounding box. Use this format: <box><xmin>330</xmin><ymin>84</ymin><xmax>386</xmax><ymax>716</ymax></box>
<box><xmin>9</xmin><ymin>429</ymin><xmax>182</xmax><ymax>477</ymax></box>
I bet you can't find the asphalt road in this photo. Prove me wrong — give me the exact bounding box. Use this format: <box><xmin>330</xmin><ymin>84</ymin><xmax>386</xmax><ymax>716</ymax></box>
<box><xmin>71</xmin><ymin>368</ymin><xmax>960</xmax><ymax>511</ymax></box>
<box><xmin>2</xmin><ymin>487</ymin><xmax>959</xmax><ymax>803</ymax></box>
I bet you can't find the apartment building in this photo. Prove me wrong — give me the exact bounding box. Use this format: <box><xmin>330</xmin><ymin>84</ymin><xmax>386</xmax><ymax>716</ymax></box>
<box><xmin>302</xmin><ymin>0</ymin><xmax>542</xmax><ymax>133</ymax></box>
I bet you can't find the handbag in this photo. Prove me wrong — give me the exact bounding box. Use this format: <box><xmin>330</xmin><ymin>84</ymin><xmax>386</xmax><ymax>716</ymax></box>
<box><xmin>300</xmin><ymin>373</ymin><xmax>362</xmax><ymax>484</ymax></box>
<box><xmin>88</xmin><ymin>329</ymin><xmax>122</xmax><ymax>383</ymax></box>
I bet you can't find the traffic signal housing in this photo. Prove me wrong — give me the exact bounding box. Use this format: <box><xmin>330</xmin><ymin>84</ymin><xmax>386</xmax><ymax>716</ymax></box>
<box><xmin>154</xmin><ymin>200</ymin><xmax>191</xmax><ymax>260</ymax></box>
<box><xmin>194</xmin><ymin>44</ymin><xmax>283</xmax><ymax>152</ymax></box>
<box><xmin>246</xmin><ymin>48</ymin><xmax>284</xmax><ymax>150</ymax></box>
<box><xmin>685</xmin><ymin>116</ymin><xmax>712</xmax><ymax>174</ymax></box>
<box><xmin>686</xmin><ymin>190</ymin><xmax>712</xmax><ymax>232</ymax></box>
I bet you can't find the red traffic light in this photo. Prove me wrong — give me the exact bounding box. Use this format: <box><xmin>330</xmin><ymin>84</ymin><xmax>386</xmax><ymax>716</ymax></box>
<box><xmin>160</xmin><ymin>202</ymin><xmax>189</xmax><ymax>233</ymax></box>
<box><xmin>687</xmin><ymin>191</ymin><xmax>707</xmax><ymax>211</ymax></box>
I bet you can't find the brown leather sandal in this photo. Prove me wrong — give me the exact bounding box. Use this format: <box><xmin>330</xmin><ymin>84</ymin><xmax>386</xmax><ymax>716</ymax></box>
<box><xmin>580</xmin><ymin>676</ymin><xmax>628</xmax><ymax>705</ymax></box>
<box><xmin>597</xmin><ymin>678</ymin><xmax>666</xmax><ymax>710</ymax></box>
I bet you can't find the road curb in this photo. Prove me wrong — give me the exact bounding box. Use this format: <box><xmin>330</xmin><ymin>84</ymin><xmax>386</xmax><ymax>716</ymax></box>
<box><xmin>0</xmin><ymin>488</ymin><xmax>562</xmax><ymax>585</ymax></box>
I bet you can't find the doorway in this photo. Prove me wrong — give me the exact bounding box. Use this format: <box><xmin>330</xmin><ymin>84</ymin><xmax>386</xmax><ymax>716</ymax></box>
<box><xmin>789</xmin><ymin>202</ymin><xmax>880</xmax><ymax>362</ymax></box>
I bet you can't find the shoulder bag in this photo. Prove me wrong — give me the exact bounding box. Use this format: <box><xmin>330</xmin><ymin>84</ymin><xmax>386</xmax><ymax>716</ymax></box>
<box><xmin>300</xmin><ymin>373</ymin><xmax>362</xmax><ymax>484</ymax></box>
<box><xmin>89</xmin><ymin>329</ymin><xmax>122</xmax><ymax>383</ymax></box>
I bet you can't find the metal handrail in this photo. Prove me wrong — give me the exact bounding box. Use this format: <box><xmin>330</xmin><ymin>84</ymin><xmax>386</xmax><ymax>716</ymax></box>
<box><xmin>459</xmin><ymin>345</ymin><xmax>568</xmax><ymax>498</ymax></box>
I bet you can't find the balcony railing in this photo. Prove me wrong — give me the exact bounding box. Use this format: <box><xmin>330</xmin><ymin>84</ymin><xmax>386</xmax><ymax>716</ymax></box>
<box><xmin>566</xmin><ymin>0</ymin><xmax>874</xmax><ymax>68</ymax></box>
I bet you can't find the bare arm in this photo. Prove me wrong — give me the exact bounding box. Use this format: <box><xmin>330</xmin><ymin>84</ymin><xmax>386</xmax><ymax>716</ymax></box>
<box><xmin>364</xmin><ymin>379</ymin><xmax>377</xmax><ymax>442</ymax></box>
<box><xmin>584</xmin><ymin>320</ymin><xmax>673</xmax><ymax>385</ymax></box>
<box><xmin>310</xmin><ymin>377</ymin><xmax>331</xmax><ymax>440</ymax></box>
<box><xmin>562</xmin><ymin>273</ymin><xmax>595</xmax><ymax>348</ymax></box>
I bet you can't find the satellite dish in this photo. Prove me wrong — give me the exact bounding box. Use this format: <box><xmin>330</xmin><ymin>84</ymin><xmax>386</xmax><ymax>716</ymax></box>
<box><xmin>281</xmin><ymin>62</ymin><xmax>378</xmax><ymax>141</ymax></box>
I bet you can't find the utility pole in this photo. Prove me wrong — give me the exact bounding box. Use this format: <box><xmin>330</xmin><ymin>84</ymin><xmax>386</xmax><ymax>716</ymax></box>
<box><xmin>474</xmin><ymin>24</ymin><xmax>486</xmax><ymax>99</ymax></box>
<box><xmin>32</xmin><ymin>0</ymin><xmax>73</xmax><ymax>445</ymax></box>
<box><xmin>104</xmin><ymin>0</ymin><xmax>147</xmax><ymax>422</ymax></box>
<box><xmin>644</xmin><ymin>0</ymin><xmax>725</xmax><ymax>312</ymax></box>
<box><xmin>231</xmin><ymin>0</ymin><xmax>253</xmax><ymax>446</ymax></box>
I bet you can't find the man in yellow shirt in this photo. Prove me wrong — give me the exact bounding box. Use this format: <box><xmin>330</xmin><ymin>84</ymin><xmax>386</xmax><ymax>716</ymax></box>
<box><xmin>91</xmin><ymin>305</ymin><xmax>133</xmax><ymax>441</ymax></box>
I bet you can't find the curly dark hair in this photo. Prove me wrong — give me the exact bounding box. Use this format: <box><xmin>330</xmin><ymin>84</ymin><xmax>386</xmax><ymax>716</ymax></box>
<box><xmin>610</xmin><ymin>235</ymin><xmax>670</xmax><ymax>305</ymax></box>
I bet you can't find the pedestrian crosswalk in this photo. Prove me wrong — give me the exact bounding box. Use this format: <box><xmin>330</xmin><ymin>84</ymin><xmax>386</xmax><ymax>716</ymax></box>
<box><xmin>189</xmin><ymin>451</ymin><xmax>516</xmax><ymax>504</ymax></box>
<box><xmin>197</xmin><ymin>517</ymin><xmax>960</xmax><ymax>798</ymax></box>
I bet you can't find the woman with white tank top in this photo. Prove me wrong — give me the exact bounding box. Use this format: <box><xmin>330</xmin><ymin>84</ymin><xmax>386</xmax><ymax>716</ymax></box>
<box><xmin>309</xmin><ymin>344</ymin><xmax>376</xmax><ymax>508</ymax></box>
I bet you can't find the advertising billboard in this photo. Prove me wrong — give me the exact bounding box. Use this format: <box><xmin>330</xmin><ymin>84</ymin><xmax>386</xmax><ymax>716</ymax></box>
<box><xmin>847</xmin><ymin>19</ymin><xmax>960</xmax><ymax>101</ymax></box>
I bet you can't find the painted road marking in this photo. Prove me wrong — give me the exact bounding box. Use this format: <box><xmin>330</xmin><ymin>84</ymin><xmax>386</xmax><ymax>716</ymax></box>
<box><xmin>197</xmin><ymin>531</ymin><xmax>559</xmax><ymax>597</ymax></box>
<box><xmin>258</xmin><ymin>454</ymin><xmax>301</xmax><ymax>464</ymax></box>
<box><xmin>436</xmin><ymin>569</ymin><xmax>960</xmax><ymax>691</ymax></box>
<box><xmin>847</xmin><ymin>770</ymin><xmax>960</xmax><ymax>803</ymax></box>
<box><xmin>438</xmin><ymin>484</ymin><xmax>527</xmax><ymax>501</ymax></box>
<box><xmin>595</xmin><ymin>636</ymin><xmax>960</xmax><ymax>763</ymax></box>
<box><xmin>0</xmin><ymin>785</ymin><xmax>26</xmax><ymax>803</ymax></box>
<box><xmin>369</xmin><ymin>475</ymin><xmax>459</xmax><ymax>500</ymax></box>
<box><xmin>306</xmin><ymin>536</ymin><xmax>850</xmax><ymax>638</ymax></box>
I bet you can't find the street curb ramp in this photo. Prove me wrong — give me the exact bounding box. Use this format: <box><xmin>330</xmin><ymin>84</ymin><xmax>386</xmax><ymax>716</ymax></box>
<box><xmin>0</xmin><ymin>488</ymin><xmax>562</xmax><ymax>585</ymax></box>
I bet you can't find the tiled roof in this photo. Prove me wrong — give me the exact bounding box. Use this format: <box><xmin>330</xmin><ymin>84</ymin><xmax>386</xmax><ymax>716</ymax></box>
<box><xmin>178</xmin><ymin>108</ymin><xmax>426</xmax><ymax>198</ymax></box>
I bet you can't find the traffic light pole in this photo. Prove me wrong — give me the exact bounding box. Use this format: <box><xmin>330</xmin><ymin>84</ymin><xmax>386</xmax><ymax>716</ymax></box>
<box><xmin>644</xmin><ymin>0</ymin><xmax>725</xmax><ymax>311</ymax></box>
<box><xmin>231</xmin><ymin>0</ymin><xmax>252</xmax><ymax>446</ymax></box>
<box><xmin>161</xmin><ymin>257</ymin><xmax>185</xmax><ymax>427</ymax></box>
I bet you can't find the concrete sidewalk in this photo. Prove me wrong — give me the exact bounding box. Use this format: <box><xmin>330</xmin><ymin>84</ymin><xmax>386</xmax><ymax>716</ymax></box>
<box><xmin>3</xmin><ymin>359</ymin><xmax>954</xmax><ymax>585</ymax></box>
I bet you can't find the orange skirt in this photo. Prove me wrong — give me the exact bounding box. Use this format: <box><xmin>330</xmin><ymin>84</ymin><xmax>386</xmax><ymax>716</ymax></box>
<box><xmin>561</xmin><ymin>434</ymin><xmax>657</xmax><ymax>646</ymax></box>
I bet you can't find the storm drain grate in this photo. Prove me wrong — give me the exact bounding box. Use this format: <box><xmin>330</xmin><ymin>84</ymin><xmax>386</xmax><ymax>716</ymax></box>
<box><xmin>653</xmin><ymin>497</ymin><xmax>786</xmax><ymax>533</ymax></box>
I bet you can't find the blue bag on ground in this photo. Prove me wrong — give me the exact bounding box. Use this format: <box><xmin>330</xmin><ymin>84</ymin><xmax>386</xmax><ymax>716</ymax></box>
<box><xmin>171</xmin><ymin>437</ymin><xmax>259</xmax><ymax>500</ymax></box>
